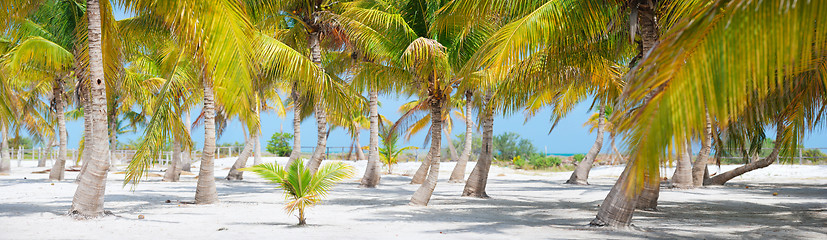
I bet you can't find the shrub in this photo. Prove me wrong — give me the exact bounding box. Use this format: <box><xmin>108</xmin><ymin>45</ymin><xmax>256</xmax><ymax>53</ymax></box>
<box><xmin>512</xmin><ymin>156</ymin><xmax>527</xmax><ymax>169</ymax></box>
<box><xmin>266</xmin><ymin>132</ymin><xmax>293</xmax><ymax>156</ymax></box>
<box><xmin>529</xmin><ymin>154</ymin><xmax>562</xmax><ymax>169</ymax></box>
<box><xmin>572</xmin><ymin>154</ymin><xmax>586</xmax><ymax>162</ymax></box>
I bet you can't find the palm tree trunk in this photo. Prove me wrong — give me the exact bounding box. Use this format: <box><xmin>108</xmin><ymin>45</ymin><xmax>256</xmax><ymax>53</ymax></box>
<box><xmin>410</xmin><ymin>155</ymin><xmax>431</xmax><ymax>184</ymax></box>
<box><xmin>306</xmin><ymin>105</ymin><xmax>328</xmax><ymax>173</ymax></box>
<box><xmin>354</xmin><ymin>135</ymin><xmax>367</xmax><ymax>160</ymax></box>
<box><xmin>286</xmin><ymin>85</ymin><xmax>302</xmax><ymax>168</ymax></box>
<box><xmin>635</xmin><ymin>165</ymin><xmax>660</xmax><ymax>210</ymax></box>
<box><xmin>195</xmin><ymin>75</ymin><xmax>218</xmax><ymax>204</ymax></box>
<box><xmin>304</xmin><ymin>30</ymin><xmax>328</xmax><ymax>173</ymax></box>
<box><xmin>410</xmin><ymin>98</ymin><xmax>443</xmax><ymax>206</ymax></box>
<box><xmin>591</xmin><ymin>158</ymin><xmax>645</xmax><ymax>227</ymax></box>
<box><xmin>227</xmin><ymin>129</ymin><xmax>254</xmax><ymax>180</ymax></box>
<box><xmin>162</xmin><ymin>140</ymin><xmax>182</xmax><ymax>182</ymax></box>
<box><xmin>707</xmin><ymin>122</ymin><xmax>784</xmax><ymax>185</ymax></box>
<box><xmin>50</xmin><ymin>77</ymin><xmax>68</xmax><ymax>181</ymax></box>
<box><xmin>443</xmin><ymin>129</ymin><xmax>460</xmax><ymax>162</ymax></box>
<box><xmin>462</xmin><ymin>92</ymin><xmax>494</xmax><ymax>198</ymax></box>
<box><xmin>567</xmin><ymin>104</ymin><xmax>605</xmax><ymax>185</ymax></box>
<box><xmin>692</xmin><ymin>113</ymin><xmax>713</xmax><ymax>187</ymax></box>
<box><xmin>360</xmin><ymin>90</ymin><xmax>381</xmax><ymax>187</ymax></box>
<box><xmin>70</xmin><ymin>0</ymin><xmax>110</xmax><ymax>218</ymax></box>
<box><xmin>182</xmin><ymin>111</ymin><xmax>192</xmax><ymax>172</ymax></box>
<box><xmin>450</xmin><ymin>91</ymin><xmax>473</xmax><ymax>183</ymax></box>
<box><xmin>75</xmin><ymin>96</ymin><xmax>93</xmax><ymax>183</ymax></box>
<box><xmin>253</xmin><ymin>101</ymin><xmax>263</xmax><ymax>166</ymax></box>
<box><xmin>671</xmin><ymin>141</ymin><xmax>694</xmax><ymax>189</ymax></box>
<box><xmin>591</xmin><ymin>0</ymin><xmax>658</xmax><ymax>226</ymax></box>
<box><xmin>0</xmin><ymin>125</ymin><xmax>10</xmax><ymax>174</ymax></box>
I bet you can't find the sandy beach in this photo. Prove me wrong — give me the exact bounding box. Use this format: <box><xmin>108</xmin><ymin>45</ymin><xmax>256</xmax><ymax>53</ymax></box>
<box><xmin>1</xmin><ymin>158</ymin><xmax>825</xmax><ymax>239</ymax></box>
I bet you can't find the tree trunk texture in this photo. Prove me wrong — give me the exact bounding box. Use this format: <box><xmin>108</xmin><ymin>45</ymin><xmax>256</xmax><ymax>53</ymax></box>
<box><xmin>50</xmin><ymin>77</ymin><xmax>69</xmax><ymax>181</ymax></box>
<box><xmin>70</xmin><ymin>0</ymin><xmax>111</xmax><ymax>218</ymax></box>
<box><xmin>410</xmin><ymin>155</ymin><xmax>431</xmax><ymax>184</ymax></box>
<box><xmin>227</xmin><ymin>136</ymin><xmax>255</xmax><ymax>180</ymax></box>
<box><xmin>706</xmin><ymin>122</ymin><xmax>784</xmax><ymax>185</ymax></box>
<box><xmin>74</xmin><ymin>38</ymin><xmax>92</xmax><ymax>183</ymax></box>
<box><xmin>286</xmin><ymin>85</ymin><xmax>302</xmax><ymax>168</ymax></box>
<box><xmin>360</xmin><ymin>90</ymin><xmax>381</xmax><ymax>187</ymax></box>
<box><xmin>410</xmin><ymin>98</ymin><xmax>443</xmax><ymax>206</ymax></box>
<box><xmin>162</xmin><ymin>140</ymin><xmax>182</xmax><ymax>182</ymax></box>
<box><xmin>450</xmin><ymin>91</ymin><xmax>473</xmax><ymax>183</ymax></box>
<box><xmin>462</xmin><ymin>92</ymin><xmax>493</xmax><ymax>198</ymax></box>
<box><xmin>194</xmin><ymin>75</ymin><xmax>218</xmax><ymax>204</ymax></box>
<box><xmin>0</xmin><ymin>126</ymin><xmax>10</xmax><ymax>174</ymax></box>
<box><xmin>567</xmin><ymin>104</ymin><xmax>605</xmax><ymax>185</ymax></box>
<box><xmin>182</xmin><ymin>111</ymin><xmax>192</xmax><ymax>172</ymax></box>
<box><xmin>591</xmin><ymin>0</ymin><xmax>658</xmax><ymax>227</ymax></box>
<box><xmin>591</xmin><ymin>158</ymin><xmax>654</xmax><ymax>227</ymax></box>
<box><xmin>635</xmin><ymin>165</ymin><xmax>660</xmax><ymax>210</ymax></box>
<box><xmin>671</xmin><ymin>141</ymin><xmax>694</xmax><ymax>189</ymax></box>
<box><xmin>304</xmin><ymin>30</ymin><xmax>328</xmax><ymax>173</ymax></box>
<box><xmin>306</xmin><ymin>105</ymin><xmax>328</xmax><ymax>173</ymax></box>
<box><xmin>692</xmin><ymin>113</ymin><xmax>713</xmax><ymax>187</ymax></box>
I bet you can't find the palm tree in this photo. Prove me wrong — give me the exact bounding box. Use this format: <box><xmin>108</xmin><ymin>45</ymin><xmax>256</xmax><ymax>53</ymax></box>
<box><xmin>242</xmin><ymin>159</ymin><xmax>353</xmax><ymax>225</ymax></box>
<box><xmin>395</xmin><ymin>95</ymin><xmax>465</xmax><ymax>184</ymax></box>
<box><xmin>566</xmin><ymin>105</ymin><xmax>611</xmax><ymax>185</ymax></box>
<box><xmin>341</xmin><ymin>0</ymin><xmax>496</xmax><ymax>205</ymax></box>
<box><xmin>69</xmin><ymin>0</ymin><xmax>111</xmax><ymax>219</ymax></box>
<box><xmin>120</xmin><ymin>0</ymin><xmax>334</xmax><ymax>206</ymax></box>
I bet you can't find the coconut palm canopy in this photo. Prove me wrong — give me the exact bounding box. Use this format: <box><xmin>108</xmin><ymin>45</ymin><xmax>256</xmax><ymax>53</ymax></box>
<box><xmin>0</xmin><ymin>0</ymin><xmax>825</xmax><ymax>234</ymax></box>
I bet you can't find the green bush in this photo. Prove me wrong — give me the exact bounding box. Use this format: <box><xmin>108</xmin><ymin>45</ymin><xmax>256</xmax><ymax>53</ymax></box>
<box><xmin>528</xmin><ymin>154</ymin><xmax>562</xmax><ymax>169</ymax></box>
<box><xmin>572</xmin><ymin>154</ymin><xmax>586</xmax><ymax>162</ymax></box>
<box><xmin>512</xmin><ymin>156</ymin><xmax>527</xmax><ymax>169</ymax></box>
<box><xmin>266</xmin><ymin>132</ymin><xmax>294</xmax><ymax>157</ymax></box>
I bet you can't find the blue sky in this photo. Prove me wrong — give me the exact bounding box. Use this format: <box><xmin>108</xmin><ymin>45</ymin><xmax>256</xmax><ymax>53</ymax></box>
<box><xmin>56</xmin><ymin>5</ymin><xmax>825</xmax><ymax>154</ymax></box>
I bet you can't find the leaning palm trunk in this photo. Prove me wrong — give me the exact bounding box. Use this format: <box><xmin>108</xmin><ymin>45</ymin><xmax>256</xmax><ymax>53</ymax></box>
<box><xmin>591</xmin><ymin>1</ymin><xmax>659</xmax><ymax>227</ymax></box>
<box><xmin>449</xmin><ymin>91</ymin><xmax>473</xmax><ymax>183</ymax></box>
<box><xmin>0</xmin><ymin>126</ymin><xmax>10</xmax><ymax>174</ymax></box>
<box><xmin>707</xmin><ymin>122</ymin><xmax>784</xmax><ymax>185</ymax></box>
<box><xmin>227</xmin><ymin>137</ymin><xmax>255</xmax><ymax>180</ymax></box>
<box><xmin>50</xmin><ymin>79</ymin><xmax>69</xmax><ymax>181</ymax></box>
<box><xmin>410</xmin><ymin>154</ymin><xmax>431</xmax><ymax>184</ymax></box>
<box><xmin>69</xmin><ymin>0</ymin><xmax>111</xmax><ymax>218</ymax></box>
<box><xmin>591</xmin><ymin>159</ymin><xmax>646</xmax><ymax>227</ymax></box>
<box><xmin>306</xmin><ymin>105</ymin><xmax>329</xmax><ymax>173</ymax></box>
<box><xmin>360</xmin><ymin>90</ymin><xmax>381</xmax><ymax>187</ymax></box>
<box><xmin>163</xmin><ymin>140</ymin><xmax>183</xmax><ymax>182</ymax></box>
<box><xmin>671</xmin><ymin>141</ymin><xmax>694</xmax><ymax>189</ymax></box>
<box><xmin>410</xmin><ymin>99</ymin><xmax>443</xmax><ymax>206</ymax></box>
<box><xmin>462</xmin><ymin>93</ymin><xmax>494</xmax><ymax>197</ymax></box>
<box><xmin>286</xmin><ymin>86</ymin><xmax>302</xmax><ymax>168</ymax></box>
<box><xmin>566</xmin><ymin>105</ymin><xmax>605</xmax><ymax>185</ymax></box>
<box><xmin>194</xmin><ymin>76</ymin><xmax>218</xmax><ymax>204</ymax></box>
<box><xmin>635</xmin><ymin>165</ymin><xmax>660</xmax><ymax>210</ymax></box>
<box><xmin>692</xmin><ymin>113</ymin><xmax>713</xmax><ymax>187</ymax></box>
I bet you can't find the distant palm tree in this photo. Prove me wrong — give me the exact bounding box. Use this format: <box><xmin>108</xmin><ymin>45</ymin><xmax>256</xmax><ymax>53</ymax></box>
<box><xmin>242</xmin><ymin>159</ymin><xmax>353</xmax><ymax>225</ymax></box>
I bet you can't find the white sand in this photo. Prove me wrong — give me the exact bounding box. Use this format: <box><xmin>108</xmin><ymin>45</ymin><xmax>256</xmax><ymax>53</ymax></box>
<box><xmin>1</xmin><ymin>158</ymin><xmax>825</xmax><ymax>239</ymax></box>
